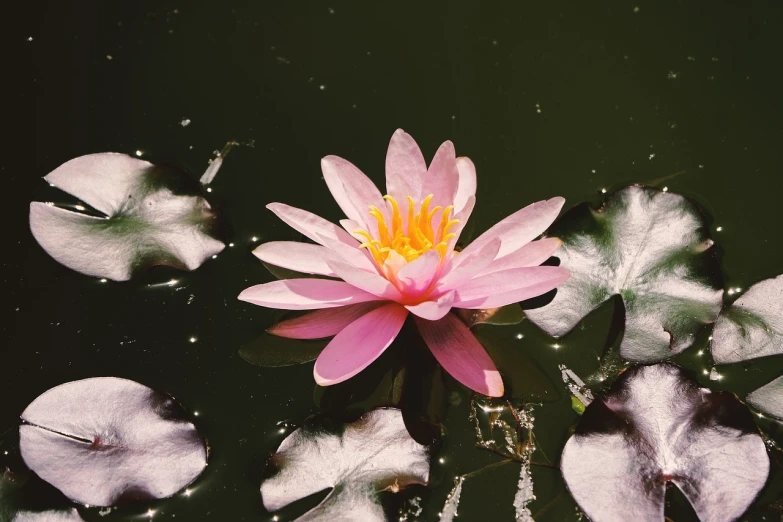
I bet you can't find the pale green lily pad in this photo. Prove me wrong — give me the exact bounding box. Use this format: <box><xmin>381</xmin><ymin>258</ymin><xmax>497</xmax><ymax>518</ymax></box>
<box><xmin>561</xmin><ymin>364</ymin><xmax>769</xmax><ymax>522</ymax></box>
<box><xmin>19</xmin><ymin>377</ymin><xmax>207</xmax><ymax>507</ymax></box>
<box><xmin>261</xmin><ymin>408</ymin><xmax>429</xmax><ymax>521</ymax></box>
<box><xmin>526</xmin><ymin>186</ymin><xmax>723</xmax><ymax>362</ymax></box>
<box><xmin>747</xmin><ymin>375</ymin><xmax>783</xmax><ymax>420</ymax></box>
<box><xmin>30</xmin><ymin>153</ymin><xmax>225</xmax><ymax>281</ymax></box>
<box><xmin>711</xmin><ymin>274</ymin><xmax>783</xmax><ymax>364</ymax></box>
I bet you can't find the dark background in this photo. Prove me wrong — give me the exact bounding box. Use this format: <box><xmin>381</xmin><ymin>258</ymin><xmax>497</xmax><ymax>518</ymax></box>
<box><xmin>3</xmin><ymin>1</ymin><xmax>783</xmax><ymax>520</ymax></box>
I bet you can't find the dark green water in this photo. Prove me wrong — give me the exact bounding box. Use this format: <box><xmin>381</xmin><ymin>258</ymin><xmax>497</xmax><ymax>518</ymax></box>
<box><xmin>5</xmin><ymin>1</ymin><xmax>783</xmax><ymax>520</ymax></box>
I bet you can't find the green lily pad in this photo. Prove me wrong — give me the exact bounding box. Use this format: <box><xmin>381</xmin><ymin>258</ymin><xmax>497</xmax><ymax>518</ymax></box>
<box><xmin>30</xmin><ymin>153</ymin><xmax>226</xmax><ymax>281</ymax></box>
<box><xmin>526</xmin><ymin>186</ymin><xmax>723</xmax><ymax>362</ymax></box>
<box><xmin>712</xmin><ymin>274</ymin><xmax>783</xmax><ymax>364</ymax></box>
<box><xmin>747</xmin><ymin>375</ymin><xmax>783</xmax><ymax>420</ymax></box>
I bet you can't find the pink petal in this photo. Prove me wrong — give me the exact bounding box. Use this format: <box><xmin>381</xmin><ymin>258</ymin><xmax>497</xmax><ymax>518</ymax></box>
<box><xmin>339</xmin><ymin>218</ymin><xmax>368</xmax><ymax>242</ymax></box>
<box><xmin>267</xmin><ymin>302</ymin><xmax>384</xmax><ymax>339</ymax></box>
<box><xmin>454</xmin><ymin>266</ymin><xmax>570</xmax><ymax>309</ymax></box>
<box><xmin>321</xmin><ymin>156</ymin><xmax>386</xmax><ymax>230</ymax></box>
<box><xmin>397</xmin><ymin>250</ymin><xmax>442</xmax><ymax>297</ymax></box>
<box><xmin>422</xmin><ymin>141</ymin><xmax>459</xmax><ymax>211</ymax></box>
<box><xmin>314</xmin><ymin>303</ymin><xmax>409</xmax><ymax>385</ymax></box>
<box><xmin>326</xmin><ymin>259</ymin><xmax>402</xmax><ymax>301</ymax></box>
<box><xmin>436</xmin><ymin>238</ymin><xmax>501</xmax><ymax>292</ymax></box>
<box><xmin>317</xmin><ymin>233</ymin><xmax>378</xmax><ymax>273</ymax></box>
<box><xmin>267</xmin><ymin>203</ymin><xmax>358</xmax><ymax>248</ymax></box>
<box><xmin>459</xmin><ymin>197</ymin><xmax>565</xmax><ymax>260</ymax></box>
<box><xmin>406</xmin><ymin>290</ymin><xmax>455</xmax><ymax>321</ymax></box>
<box><xmin>385</xmin><ymin>129</ymin><xmax>426</xmax><ymax>204</ymax></box>
<box><xmin>238</xmin><ymin>279</ymin><xmax>380</xmax><ymax>310</ymax></box>
<box><xmin>478</xmin><ymin>237</ymin><xmax>563</xmax><ymax>276</ymax></box>
<box><xmin>415</xmin><ymin>313</ymin><xmax>504</xmax><ymax>397</ymax></box>
<box><xmin>252</xmin><ymin>241</ymin><xmax>338</xmax><ymax>276</ymax></box>
<box><xmin>381</xmin><ymin>250</ymin><xmax>407</xmax><ymax>285</ymax></box>
<box><xmin>446</xmin><ymin>195</ymin><xmax>476</xmax><ymax>253</ymax></box>
<box><xmin>454</xmin><ymin>157</ymin><xmax>477</xmax><ymax>214</ymax></box>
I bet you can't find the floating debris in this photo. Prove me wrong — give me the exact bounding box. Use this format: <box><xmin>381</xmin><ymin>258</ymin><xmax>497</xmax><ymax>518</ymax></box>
<box><xmin>514</xmin><ymin>455</ymin><xmax>535</xmax><ymax>521</ymax></box>
<box><xmin>560</xmin><ymin>365</ymin><xmax>594</xmax><ymax>408</ymax></box>
<box><xmin>439</xmin><ymin>476</ymin><xmax>465</xmax><ymax>521</ymax></box>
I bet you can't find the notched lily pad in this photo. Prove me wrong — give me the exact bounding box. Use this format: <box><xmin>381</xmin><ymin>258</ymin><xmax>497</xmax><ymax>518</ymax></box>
<box><xmin>712</xmin><ymin>275</ymin><xmax>783</xmax><ymax>364</ymax></box>
<box><xmin>561</xmin><ymin>364</ymin><xmax>769</xmax><ymax>522</ymax></box>
<box><xmin>261</xmin><ymin>408</ymin><xmax>430</xmax><ymax>521</ymax></box>
<box><xmin>19</xmin><ymin>377</ymin><xmax>207</xmax><ymax>507</ymax></box>
<box><xmin>747</xmin><ymin>375</ymin><xmax>783</xmax><ymax>420</ymax></box>
<box><xmin>526</xmin><ymin>186</ymin><xmax>723</xmax><ymax>362</ymax></box>
<box><xmin>30</xmin><ymin>153</ymin><xmax>226</xmax><ymax>281</ymax></box>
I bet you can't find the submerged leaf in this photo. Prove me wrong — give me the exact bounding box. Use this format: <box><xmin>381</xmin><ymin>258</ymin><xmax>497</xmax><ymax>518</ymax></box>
<box><xmin>561</xmin><ymin>364</ymin><xmax>769</xmax><ymax>522</ymax></box>
<box><xmin>455</xmin><ymin>304</ymin><xmax>525</xmax><ymax>328</ymax></box>
<box><xmin>239</xmin><ymin>333</ymin><xmax>328</xmax><ymax>367</ymax></box>
<box><xmin>747</xmin><ymin>375</ymin><xmax>783</xmax><ymax>420</ymax></box>
<box><xmin>261</xmin><ymin>408</ymin><xmax>430</xmax><ymax>521</ymax></box>
<box><xmin>468</xmin><ymin>398</ymin><xmax>537</xmax><ymax>521</ymax></box>
<box><xmin>470</xmin><ymin>397</ymin><xmax>534</xmax><ymax>460</ymax></box>
<box><xmin>30</xmin><ymin>153</ymin><xmax>225</xmax><ymax>281</ymax></box>
<box><xmin>712</xmin><ymin>275</ymin><xmax>783</xmax><ymax>363</ymax></box>
<box><xmin>0</xmin><ymin>469</ymin><xmax>86</xmax><ymax>522</ymax></box>
<box><xmin>526</xmin><ymin>186</ymin><xmax>723</xmax><ymax>362</ymax></box>
<box><xmin>19</xmin><ymin>377</ymin><xmax>207</xmax><ymax>507</ymax></box>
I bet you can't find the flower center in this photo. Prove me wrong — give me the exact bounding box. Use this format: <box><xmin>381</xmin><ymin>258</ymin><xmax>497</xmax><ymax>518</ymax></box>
<box><xmin>356</xmin><ymin>194</ymin><xmax>460</xmax><ymax>265</ymax></box>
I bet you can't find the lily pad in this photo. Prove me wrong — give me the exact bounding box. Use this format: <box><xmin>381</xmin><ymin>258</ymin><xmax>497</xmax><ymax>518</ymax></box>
<box><xmin>747</xmin><ymin>375</ymin><xmax>783</xmax><ymax>420</ymax></box>
<box><xmin>712</xmin><ymin>275</ymin><xmax>783</xmax><ymax>364</ymax></box>
<box><xmin>30</xmin><ymin>153</ymin><xmax>225</xmax><ymax>281</ymax></box>
<box><xmin>19</xmin><ymin>377</ymin><xmax>207</xmax><ymax>507</ymax></box>
<box><xmin>12</xmin><ymin>511</ymin><xmax>85</xmax><ymax>522</ymax></box>
<box><xmin>526</xmin><ymin>186</ymin><xmax>723</xmax><ymax>362</ymax></box>
<box><xmin>261</xmin><ymin>408</ymin><xmax>430</xmax><ymax>521</ymax></box>
<box><xmin>561</xmin><ymin>363</ymin><xmax>769</xmax><ymax>522</ymax></box>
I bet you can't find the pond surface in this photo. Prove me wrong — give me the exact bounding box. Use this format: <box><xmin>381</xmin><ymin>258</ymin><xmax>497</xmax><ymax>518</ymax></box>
<box><xmin>5</xmin><ymin>1</ymin><xmax>783</xmax><ymax>520</ymax></box>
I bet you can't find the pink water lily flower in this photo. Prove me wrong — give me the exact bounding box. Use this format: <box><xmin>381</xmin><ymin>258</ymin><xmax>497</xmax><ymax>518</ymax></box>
<box><xmin>238</xmin><ymin>130</ymin><xmax>569</xmax><ymax>397</ymax></box>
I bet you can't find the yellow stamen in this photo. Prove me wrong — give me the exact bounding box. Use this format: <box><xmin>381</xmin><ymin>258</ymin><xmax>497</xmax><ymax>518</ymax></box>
<box><xmin>357</xmin><ymin>193</ymin><xmax>459</xmax><ymax>265</ymax></box>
